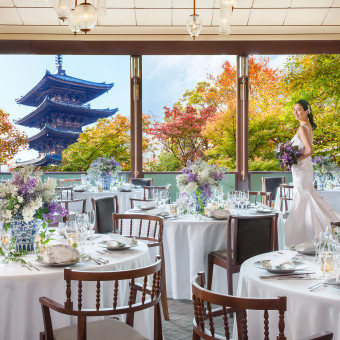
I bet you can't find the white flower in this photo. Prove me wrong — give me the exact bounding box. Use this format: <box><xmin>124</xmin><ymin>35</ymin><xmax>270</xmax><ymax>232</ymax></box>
<box><xmin>184</xmin><ymin>182</ymin><xmax>198</xmax><ymax>194</ymax></box>
<box><xmin>17</xmin><ymin>196</ymin><xmax>23</xmax><ymax>203</ymax></box>
<box><xmin>14</xmin><ymin>204</ymin><xmax>20</xmax><ymax>210</ymax></box>
<box><xmin>4</xmin><ymin>209</ymin><xmax>12</xmax><ymax>220</ymax></box>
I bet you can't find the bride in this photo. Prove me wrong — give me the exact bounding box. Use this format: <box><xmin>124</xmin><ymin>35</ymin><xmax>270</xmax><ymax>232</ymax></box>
<box><xmin>284</xmin><ymin>99</ymin><xmax>340</xmax><ymax>245</ymax></box>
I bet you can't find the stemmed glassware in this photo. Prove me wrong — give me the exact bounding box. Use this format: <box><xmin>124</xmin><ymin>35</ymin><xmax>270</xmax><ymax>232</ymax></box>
<box><xmin>75</xmin><ymin>213</ymin><xmax>88</xmax><ymax>253</ymax></box>
<box><xmin>1</xmin><ymin>229</ymin><xmax>11</xmax><ymax>263</ymax></box>
<box><xmin>86</xmin><ymin>210</ymin><xmax>96</xmax><ymax>244</ymax></box>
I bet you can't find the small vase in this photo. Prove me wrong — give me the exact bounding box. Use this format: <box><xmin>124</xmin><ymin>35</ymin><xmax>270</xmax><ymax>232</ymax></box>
<box><xmin>10</xmin><ymin>218</ymin><xmax>41</xmax><ymax>252</ymax></box>
<box><xmin>101</xmin><ymin>174</ymin><xmax>113</xmax><ymax>191</ymax></box>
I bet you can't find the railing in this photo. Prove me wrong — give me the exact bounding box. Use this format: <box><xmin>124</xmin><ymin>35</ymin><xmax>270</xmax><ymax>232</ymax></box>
<box><xmin>0</xmin><ymin>171</ymin><xmax>292</xmax><ymax>203</ymax></box>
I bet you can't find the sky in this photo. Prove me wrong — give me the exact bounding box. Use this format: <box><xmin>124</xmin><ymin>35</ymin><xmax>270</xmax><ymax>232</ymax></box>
<box><xmin>0</xmin><ymin>54</ymin><xmax>288</xmax><ymax>167</ymax></box>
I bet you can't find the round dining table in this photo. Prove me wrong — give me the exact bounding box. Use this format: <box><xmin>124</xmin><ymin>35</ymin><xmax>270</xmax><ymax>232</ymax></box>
<box><xmin>0</xmin><ymin>235</ymin><xmax>151</xmax><ymax>340</ymax></box>
<box><xmin>74</xmin><ymin>189</ymin><xmax>144</xmax><ymax>212</ymax></box>
<box><xmin>237</xmin><ymin>251</ymin><xmax>340</xmax><ymax>339</ymax></box>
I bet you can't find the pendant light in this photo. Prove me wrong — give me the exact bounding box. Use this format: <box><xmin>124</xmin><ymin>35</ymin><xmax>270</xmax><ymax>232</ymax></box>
<box><xmin>187</xmin><ymin>0</ymin><xmax>202</xmax><ymax>40</ymax></box>
<box><xmin>53</xmin><ymin>0</ymin><xmax>72</xmax><ymax>22</ymax></box>
<box><xmin>219</xmin><ymin>0</ymin><xmax>237</xmax><ymax>35</ymax></box>
<box><xmin>73</xmin><ymin>0</ymin><xmax>98</xmax><ymax>34</ymax></box>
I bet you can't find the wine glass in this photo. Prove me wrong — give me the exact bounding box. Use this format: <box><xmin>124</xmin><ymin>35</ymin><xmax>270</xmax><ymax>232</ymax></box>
<box><xmin>1</xmin><ymin>229</ymin><xmax>11</xmax><ymax>263</ymax></box>
<box><xmin>75</xmin><ymin>214</ymin><xmax>88</xmax><ymax>253</ymax></box>
<box><xmin>86</xmin><ymin>210</ymin><xmax>96</xmax><ymax>243</ymax></box>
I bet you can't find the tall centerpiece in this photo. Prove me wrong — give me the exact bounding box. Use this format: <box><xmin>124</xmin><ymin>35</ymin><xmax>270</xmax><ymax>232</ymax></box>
<box><xmin>312</xmin><ymin>155</ymin><xmax>339</xmax><ymax>189</ymax></box>
<box><xmin>176</xmin><ymin>159</ymin><xmax>225</xmax><ymax>213</ymax></box>
<box><xmin>87</xmin><ymin>155</ymin><xmax>121</xmax><ymax>190</ymax></box>
<box><xmin>0</xmin><ymin>166</ymin><xmax>68</xmax><ymax>252</ymax></box>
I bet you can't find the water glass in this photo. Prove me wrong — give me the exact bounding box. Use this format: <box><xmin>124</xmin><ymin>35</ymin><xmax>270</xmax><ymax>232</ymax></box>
<box><xmin>86</xmin><ymin>210</ymin><xmax>96</xmax><ymax>243</ymax></box>
<box><xmin>1</xmin><ymin>229</ymin><xmax>11</xmax><ymax>263</ymax></box>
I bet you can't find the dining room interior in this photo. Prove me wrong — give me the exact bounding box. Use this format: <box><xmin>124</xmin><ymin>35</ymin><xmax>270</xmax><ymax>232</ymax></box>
<box><xmin>0</xmin><ymin>1</ymin><xmax>339</xmax><ymax>340</ymax></box>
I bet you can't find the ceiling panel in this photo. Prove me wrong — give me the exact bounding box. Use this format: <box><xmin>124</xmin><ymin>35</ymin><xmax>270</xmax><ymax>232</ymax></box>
<box><xmin>253</xmin><ymin>0</ymin><xmax>291</xmax><ymax>8</ymax></box>
<box><xmin>0</xmin><ymin>8</ymin><xmax>22</xmax><ymax>25</ymax></box>
<box><xmin>17</xmin><ymin>8</ymin><xmax>60</xmax><ymax>25</ymax></box>
<box><xmin>135</xmin><ymin>0</ymin><xmax>171</xmax><ymax>8</ymax></box>
<box><xmin>13</xmin><ymin>0</ymin><xmax>54</xmax><ymax>7</ymax></box>
<box><xmin>332</xmin><ymin>0</ymin><xmax>340</xmax><ymax>6</ymax></box>
<box><xmin>0</xmin><ymin>0</ymin><xmax>15</xmax><ymax>7</ymax></box>
<box><xmin>290</xmin><ymin>0</ymin><xmax>333</xmax><ymax>7</ymax></box>
<box><xmin>172</xmin><ymin>8</ymin><xmax>213</xmax><ymax>26</ymax></box>
<box><xmin>249</xmin><ymin>9</ymin><xmax>287</xmax><ymax>25</ymax></box>
<box><xmin>212</xmin><ymin>8</ymin><xmax>251</xmax><ymax>25</ymax></box>
<box><xmin>136</xmin><ymin>9</ymin><xmax>171</xmax><ymax>25</ymax></box>
<box><xmin>323</xmin><ymin>8</ymin><xmax>340</xmax><ymax>25</ymax></box>
<box><xmin>173</xmin><ymin>0</ymin><xmax>215</xmax><ymax>9</ymax></box>
<box><xmin>106</xmin><ymin>0</ymin><xmax>134</xmax><ymax>8</ymax></box>
<box><xmin>285</xmin><ymin>8</ymin><xmax>329</xmax><ymax>25</ymax></box>
<box><xmin>98</xmin><ymin>9</ymin><xmax>136</xmax><ymax>26</ymax></box>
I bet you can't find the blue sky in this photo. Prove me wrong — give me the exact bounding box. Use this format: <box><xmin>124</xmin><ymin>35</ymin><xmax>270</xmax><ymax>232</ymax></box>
<box><xmin>0</xmin><ymin>54</ymin><xmax>288</xmax><ymax>165</ymax></box>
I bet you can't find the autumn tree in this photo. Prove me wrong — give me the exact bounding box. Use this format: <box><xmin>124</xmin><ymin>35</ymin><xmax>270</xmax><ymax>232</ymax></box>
<box><xmin>0</xmin><ymin>109</ymin><xmax>27</xmax><ymax>169</ymax></box>
<box><xmin>61</xmin><ymin>114</ymin><xmax>152</xmax><ymax>171</ymax></box>
<box><xmin>280</xmin><ymin>54</ymin><xmax>340</xmax><ymax>162</ymax></box>
<box><xmin>147</xmin><ymin>105</ymin><xmax>216</xmax><ymax>168</ymax></box>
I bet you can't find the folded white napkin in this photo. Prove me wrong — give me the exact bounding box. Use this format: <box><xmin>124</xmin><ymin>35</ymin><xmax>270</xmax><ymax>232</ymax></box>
<box><xmin>108</xmin><ymin>233</ymin><xmax>133</xmax><ymax>245</ymax></box>
<box><xmin>139</xmin><ymin>201</ymin><xmax>156</xmax><ymax>210</ymax></box>
<box><xmin>210</xmin><ymin>209</ymin><xmax>229</xmax><ymax>219</ymax></box>
<box><xmin>268</xmin><ymin>251</ymin><xmax>296</xmax><ymax>268</ymax></box>
<box><xmin>107</xmin><ymin>240</ymin><xmax>120</xmax><ymax>248</ymax></box>
<box><xmin>295</xmin><ymin>242</ymin><xmax>315</xmax><ymax>252</ymax></box>
<box><xmin>73</xmin><ymin>185</ymin><xmax>86</xmax><ymax>192</ymax></box>
<box><xmin>118</xmin><ymin>184</ymin><xmax>132</xmax><ymax>192</ymax></box>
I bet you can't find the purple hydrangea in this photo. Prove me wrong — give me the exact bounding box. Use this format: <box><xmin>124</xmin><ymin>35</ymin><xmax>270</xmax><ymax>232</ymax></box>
<box><xmin>42</xmin><ymin>202</ymin><xmax>69</xmax><ymax>223</ymax></box>
<box><xmin>201</xmin><ymin>184</ymin><xmax>212</xmax><ymax>198</ymax></box>
<box><xmin>19</xmin><ymin>177</ymin><xmax>37</xmax><ymax>195</ymax></box>
<box><xmin>187</xmin><ymin>173</ymin><xmax>198</xmax><ymax>182</ymax></box>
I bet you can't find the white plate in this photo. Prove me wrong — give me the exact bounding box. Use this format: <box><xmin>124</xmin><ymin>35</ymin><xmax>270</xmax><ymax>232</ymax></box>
<box><xmin>107</xmin><ymin>244</ymin><xmax>137</xmax><ymax>251</ymax></box>
<box><xmin>254</xmin><ymin>260</ymin><xmax>308</xmax><ymax>274</ymax></box>
<box><xmin>326</xmin><ymin>278</ymin><xmax>340</xmax><ymax>289</ymax></box>
<box><xmin>36</xmin><ymin>258</ymin><xmax>81</xmax><ymax>267</ymax></box>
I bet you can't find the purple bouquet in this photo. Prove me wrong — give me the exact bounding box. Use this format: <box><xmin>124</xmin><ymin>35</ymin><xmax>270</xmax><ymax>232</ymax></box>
<box><xmin>274</xmin><ymin>142</ymin><xmax>302</xmax><ymax>171</ymax></box>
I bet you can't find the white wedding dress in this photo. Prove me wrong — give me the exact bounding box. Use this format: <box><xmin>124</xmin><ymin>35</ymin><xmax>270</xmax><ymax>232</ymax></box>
<box><xmin>284</xmin><ymin>124</ymin><xmax>340</xmax><ymax>245</ymax></box>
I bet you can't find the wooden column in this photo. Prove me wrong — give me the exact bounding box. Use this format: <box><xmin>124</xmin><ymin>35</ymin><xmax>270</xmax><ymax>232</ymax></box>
<box><xmin>130</xmin><ymin>55</ymin><xmax>143</xmax><ymax>178</ymax></box>
<box><xmin>236</xmin><ymin>55</ymin><xmax>250</xmax><ymax>190</ymax></box>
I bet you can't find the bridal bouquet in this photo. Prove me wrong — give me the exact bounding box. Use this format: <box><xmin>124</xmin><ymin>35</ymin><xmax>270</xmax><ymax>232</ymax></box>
<box><xmin>87</xmin><ymin>155</ymin><xmax>121</xmax><ymax>178</ymax></box>
<box><xmin>274</xmin><ymin>142</ymin><xmax>302</xmax><ymax>171</ymax></box>
<box><xmin>176</xmin><ymin>159</ymin><xmax>225</xmax><ymax>198</ymax></box>
<box><xmin>0</xmin><ymin>166</ymin><xmax>68</xmax><ymax>229</ymax></box>
<box><xmin>312</xmin><ymin>155</ymin><xmax>338</xmax><ymax>175</ymax></box>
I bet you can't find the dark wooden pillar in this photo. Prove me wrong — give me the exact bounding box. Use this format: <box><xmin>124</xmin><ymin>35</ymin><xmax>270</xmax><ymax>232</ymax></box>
<box><xmin>130</xmin><ymin>55</ymin><xmax>143</xmax><ymax>178</ymax></box>
<box><xmin>236</xmin><ymin>55</ymin><xmax>250</xmax><ymax>190</ymax></box>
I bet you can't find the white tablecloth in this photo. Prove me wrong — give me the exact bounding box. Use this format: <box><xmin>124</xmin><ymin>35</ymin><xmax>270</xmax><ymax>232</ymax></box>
<box><xmin>0</xmin><ymin>236</ymin><xmax>151</xmax><ymax>340</ymax></box>
<box><xmin>274</xmin><ymin>188</ymin><xmax>340</xmax><ymax>213</ymax></box>
<box><xmin>161</xmin><ymin>211</ymin><xmax>284</xmax><ymax>300</ymax></box>
<box><xmin>237</xmin><ymin>251</ymin><xmax>340</xmax><ymax>340</ymax></box>
<box><xmin>74</xmin><ymin>190</ymin><xmax>144</xmax><ymax>212</ymax></box>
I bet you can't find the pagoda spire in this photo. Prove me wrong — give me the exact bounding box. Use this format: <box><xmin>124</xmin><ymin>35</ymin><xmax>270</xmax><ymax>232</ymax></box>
<box><xmin>54</xmin><ymin>55</ymin><xmax>66</xmax><ymax>75</ymax></box>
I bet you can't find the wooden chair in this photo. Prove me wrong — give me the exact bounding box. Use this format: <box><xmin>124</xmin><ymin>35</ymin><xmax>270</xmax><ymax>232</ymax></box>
<box><xmin>130</xmin><ymin>198</ymin><xmax>152</xmax><ymax>209</ymax></box>
<box><xmin>192</xmin><ymin>271</ymin><xmax>287</xmax><ymax>340</ymax></box>
<box><xmin>207</xmin><ymin>213</ymin><xmax>278</xmax><ymax>295</ymax></box>
<box><xmin>143</xmin><ymin>185</ymin><xmax>171</xmax><ymax>203</ymax></box>
<box><xmin>129</xmin><ymin>177</ymin><xmax>153</xmax><ymax>187</ymax></box>
<box><xmin>39</xmin><ymin>257</ymin><xmax>163</xmax><ymax>340</ymax></box>
<box><xmin>57</xmin><ymin>178</ymin><xmax>82</xmax><ymax>187</ymax></box>
<box><xmin>279</xmin><ymin>184</ymin><xmax>294</xmax><ymax>213</ymax></box>
<box><xmin>249</xmin><ymin>191</ymin><xmax>272</xmax><ymax>207</ymax></box>
<box><xmin>91</xmin><ymin>196</ymin><xmax>119</xmax><ymax>233</ymax></box>
<box><xmin>56</xmin><ymin>187</ymin><xmax>87</xmax><ymax>223</ymax></box>
<box><xmin>112</xmin><ymin>213</ymin><xmax>169</xmax><ymax>321</ymax></box>
<box><xmin>262</xmin><ymin>176</ymin><xmax>285</xmax><ymax>204</ymax></box>
<box><xmin>302</xmin><ymin>332</ymin><xmax>333</xmax><ymax>340</ymax></box>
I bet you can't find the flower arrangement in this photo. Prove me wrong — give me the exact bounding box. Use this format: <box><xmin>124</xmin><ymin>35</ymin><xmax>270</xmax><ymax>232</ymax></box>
<box><xmin>176</xmin><ymin>159</ymin><xmax>225</xmax><ymax>198</ymax></box>
<box><xmin>0</xmin><ymin>166</ymin><xmax>68</xmax><ymax>231</ymax></box>
<box><xmin>312</xmin><ymin>155</ymin><xmax>338</xmax><ymax>175</ymax></box>
<box><xmin>87</xmin><ymin>155</ymin><xmax>121</xmax><ymax>178</ymax></box>
<box><xmin>274</xmin><ymin>142</ymin><xmax>302</xmax><ymax>171</ymax></box>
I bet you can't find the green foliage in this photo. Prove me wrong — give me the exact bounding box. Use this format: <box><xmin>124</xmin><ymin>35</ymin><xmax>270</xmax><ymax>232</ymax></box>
<box><xmin>145</xmin><ymin>152</ymin><xmax>182</xmax><ymax>171</ymax></box>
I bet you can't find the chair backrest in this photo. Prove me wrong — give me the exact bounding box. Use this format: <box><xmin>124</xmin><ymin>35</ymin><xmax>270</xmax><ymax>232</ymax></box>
<box><xmin>58</xmin><ymin>178</ymin><xmax>81</xmax><ymax>187</ymax></box>
<box><xmin>56</xmin><ymin>186</ymin><xmax>74</xmax><ymax>201</ymax></box>
<box><xmin>192</xmin><ymin>272</ymin><xmax>287</xmax><ymax>340</ymax></box>
<box><xmin>279</xmin><ymin>184</ymin><xmax>294</xmax><ymax>212</ymax></box>
<box><xmin>129</xmin><ymin>177</ymin><xmax>153</xmax><ymax>187</ymax></box>
<box><xmin>112</xmin><ymin>213</ymin><xmax>164</xmax><ymax>244</ymax></box>
<box><xmin>143</xmin><ymin>185</ymin><xmax>171</xmax><ymax>202</ymax></box>
<box><xmin>130</xmin><ymin>198</ymin><xmax>152</xmax><ymax>209</ymax></box>
<box><xmin>92</xmin><ymin>196</ymin><xmax>119</xmax><ymax>233</ymax></box>
<box><xmin>39</xmin><ymin>258</ymin><xmax>162</xmax><ymax>340</ymax></box>
<box><xmin>248</xmin><ymin>191</ymin><xmax>273</xmax><ymax>207</ymax></box>
<box><xmin>262</xmin><ymin>176</ymin><xmax>285</xmax><ymax>202</ymax></box>
<box><xmin>228</xmin><ymin>214</ymin><xmax>278</xmax><ymax>266</ymax></box>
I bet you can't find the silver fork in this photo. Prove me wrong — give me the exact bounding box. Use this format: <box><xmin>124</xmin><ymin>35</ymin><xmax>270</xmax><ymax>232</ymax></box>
<box><xmin>21</xmin><ymin>263</ymin><xmax>31</xmax><ymax>271</ymax></box>
<box><xmin>27</xmin><ymin>261</ymin><xmax>40</xmax><ymax>271</ymax></box>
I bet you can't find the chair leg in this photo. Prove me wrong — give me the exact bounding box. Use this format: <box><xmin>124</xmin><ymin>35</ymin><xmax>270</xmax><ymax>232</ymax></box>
<box><xmin>160</xmin><ymin>257</ymin><xmax>170</xmax><ymax>321</ymax></box>
<box><xmin>227</xmin><ymin>269</ymin><xmax>233</xmax><ymax>296</ymax></box>
<box><xmin>207</xmin><ymin>255</ymin><xmax>214</xmax><ymax>291</ymax></box>
<box><xmin>40</xmin><ymin>332</ymin><xmax>46</xmax><ymax>340</ymax></box>
<box><xmin>154</xmin><ymin>302</ymin><xmax>163</xmax><ymax>340</ymax></box>
<box><xmin>193</xmin><ymin>329</ymin><xmax>200</xmax><ymax>340</ymax></box>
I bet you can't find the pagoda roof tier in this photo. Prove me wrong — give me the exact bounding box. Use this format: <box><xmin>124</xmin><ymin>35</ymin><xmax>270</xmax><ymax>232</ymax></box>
<box><xmin>16</xmin><ymin>154</ymin><xmax>62</xmax><ymax>167</ymax></box>
<box><xmin>16</xmin><ymin>70</ymin><xmax>114</xmax><ymax>107</ymax></box>
<box><xmin>17</xmin><ymin>97</ymin><xmax>118</xmax><ymax>127</ymax></box>
<box><xmin>28</xmin><ymin>125</ymin><xmax>80</xmax><ymax>144</ymax></box>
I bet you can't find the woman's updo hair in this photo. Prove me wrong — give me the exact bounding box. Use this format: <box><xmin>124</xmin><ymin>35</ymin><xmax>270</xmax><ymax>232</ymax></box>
<box><xmin>296</xmin><ymin>99</ymin><xmax>317</xmax><ymax>130</ymax></box>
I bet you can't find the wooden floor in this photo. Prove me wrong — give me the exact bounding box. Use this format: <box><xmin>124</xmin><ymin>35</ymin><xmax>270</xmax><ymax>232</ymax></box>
<box><xmin>162</xmin><ymin>299</ymin><xmax>234</xmax><ymax>340</ymax></box>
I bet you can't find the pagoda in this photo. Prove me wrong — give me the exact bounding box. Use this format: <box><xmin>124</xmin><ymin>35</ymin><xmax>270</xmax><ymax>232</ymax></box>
<box><xmin>16</xmin><ymin>55</ymin><xmax>117</xmax><ymax>166</ymax></box>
